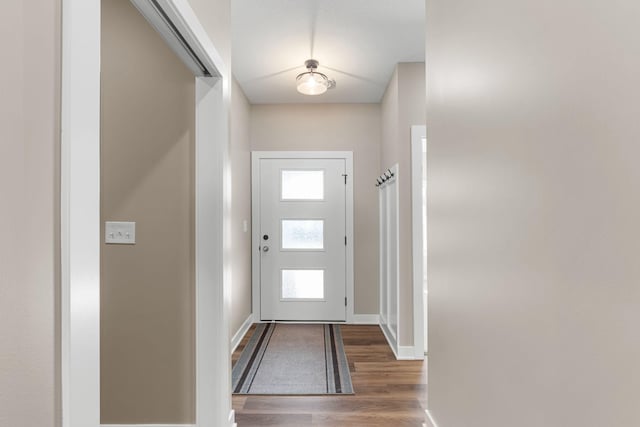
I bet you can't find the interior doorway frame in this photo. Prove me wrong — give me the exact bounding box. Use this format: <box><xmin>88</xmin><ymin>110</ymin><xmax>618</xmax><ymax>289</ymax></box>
<box><xmin>60</xmin><ymin>0</ymin><xmax>233</xmax><ymax>426</ymax></box>
<box><xmin>251</xmin><ymin>151</ymin><xmax>355</xmax><ymax>323</ymax></box>
<box><xmin>411</xmin><ymin>125</ymin><xmax>427</xmax><ymax>359</ymax></box>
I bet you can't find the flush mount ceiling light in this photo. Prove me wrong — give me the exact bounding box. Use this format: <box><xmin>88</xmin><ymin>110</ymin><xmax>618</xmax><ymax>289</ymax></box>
<box><xmin>296</xmin><ymin>59</ymin><xmax>336</xmax><ymax>95</ymax></box>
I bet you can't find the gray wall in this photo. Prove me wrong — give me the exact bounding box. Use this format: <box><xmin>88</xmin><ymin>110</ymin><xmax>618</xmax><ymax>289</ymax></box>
<box><xmin>250</xmin><ymin>104</ymin><xmax>381</xmax><ymax>315</ymax></box>
<box><xmin>0</xmin><ymin>1</ymin><xmax>61</xmax><ymax>426</ymax></box>
<box><xmin>426</xmin><ymin>1</ymin><xmax>640</xmax><ymax>426</ymax></box>
<box><xmin>381</xmin><ymin>63</ymin><xmax>426</xmax><ymax>345</ymax></box>
<box><xmin>101</xmin><ymin>0</ymin><xmax>195</xmax><ymax>423</ymax></box>
<box><xmin>230</xmin><ymin>78</ymin><xmax>253</xmax><ymax>334</ymax></box>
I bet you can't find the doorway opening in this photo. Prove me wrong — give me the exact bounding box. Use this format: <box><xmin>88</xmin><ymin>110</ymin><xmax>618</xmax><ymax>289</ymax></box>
<box><xmin>61</xmin><ymin>0</ymin><xmax>232</xmax><ymax>425</ymax></box>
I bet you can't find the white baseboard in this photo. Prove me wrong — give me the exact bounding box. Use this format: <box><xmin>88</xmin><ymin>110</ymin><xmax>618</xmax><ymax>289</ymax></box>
<box><xmin>425</xmin><ymin>410</ymin><xmax>439</xmax><ymax>427</ymax></box>
<box><xmin>379</xmin><ymin>322</ymin><xmax>399</xmax><ymax>358</ymax></box>
<box><xmin>101</xmin><ymin>413</ymin><xmax>237</xmax><ymax>427</ymax></box>
<box><xmin>101</xmin><ymin>425</ymin><xmax>194</xmax><ymax>427</ymax></box>
<box><xmin>351</xmin><ymin>314</ymin><xmax>380</xmax><ymax>324</ymax></box>
<box><xmin>101</xmin><ymin>409</ymin><xmax>237</xmax><ymax>426</ymax></box>
<box><xmin>231</xmin><ymin>313</ymin><xmax>254</xmax><ymax>354</ymax></box>
<box><xmin>101</xmin><ymin>411</ymin><xmax>237</xmax><ymax>427</ymax></box>
<box><xmin>398</xmin><ymin>345</ymin><xmax>420</xmax><ymax>360</ymax></box>
<box><xmin>379</xmin><ymin>323</ymin><xmax>422</xmax><ymax>360</ymax></box>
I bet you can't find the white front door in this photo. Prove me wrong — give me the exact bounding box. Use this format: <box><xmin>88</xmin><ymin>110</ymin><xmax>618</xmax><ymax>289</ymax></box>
<box><xmin>259</xmin><ymin>158</ymin><xmax>347</xmax><ymax>321</ymax></box>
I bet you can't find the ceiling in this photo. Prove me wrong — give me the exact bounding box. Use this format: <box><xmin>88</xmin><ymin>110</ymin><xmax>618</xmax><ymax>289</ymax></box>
<box><xmin>231</xmin><ymin>0</ymin><xmax>425</xmax><ymax>104</ymax></box>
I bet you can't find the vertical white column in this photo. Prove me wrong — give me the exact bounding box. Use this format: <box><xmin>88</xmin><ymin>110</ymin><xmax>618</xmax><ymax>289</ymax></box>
<box><xmin>61</xmin><ymin>0</ymin><xmax>101</xmax><ymax>426</ymax></box>
<box><xmin>411</xmin><ymin>126</ymin><xmax>426</xmax><ymax>360</ymax></box>
<box><xmin>195</xmin><ymin>76</ymin><xmax>233</xmax><ymax>427</ymax></box>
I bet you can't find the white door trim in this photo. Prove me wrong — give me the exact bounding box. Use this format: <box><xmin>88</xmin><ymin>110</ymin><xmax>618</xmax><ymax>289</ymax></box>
<box><xmin>251</xmin><ymin>151</ymin><xmax>354</xmax><ymax>323</ymax></box>
<box><xmin>61</xmin><ymin>1</ymin><xmax>232</xmax><ymax>426</ymax></box>
<box><xmin>61</xmin><ymin>1</ymin><xmax>101</xmax><ymax>424</ymax></box>
<box><xmin>411</xmin><ymin>125</ymin><xmax>427</xmax><ymax>360</ymax></box>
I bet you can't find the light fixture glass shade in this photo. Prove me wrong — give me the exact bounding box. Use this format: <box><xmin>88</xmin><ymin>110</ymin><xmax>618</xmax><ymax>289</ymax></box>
<box><xmin>296</xmin><ymin>71</ymin><xmax>329</xmax><ymax>95</ymax></box>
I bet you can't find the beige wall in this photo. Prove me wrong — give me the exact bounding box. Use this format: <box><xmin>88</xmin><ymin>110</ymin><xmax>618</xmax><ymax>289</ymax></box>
<box><xmin>380</xmin><ymin>63</ymin><xmax>426</xmax><ymax>345</ymax></box>
<box><xmin>250</xmin><ymin>104</ymin><xmax>381</xmax><ymax>314</ymax></box>
<box><xmin>426</xmin><ymin>1</ymin><xmax>640</xmax><ymax>426</ymax></box>
<box><xmin>101</xmin><ymin>0</ymin><xmax>195</xmax><ymax>423</ymax></box>
<box><xmin>0</xmin><ymin>1</ymin><xmax>61</xmax><ymax>426</ymax></box>
<box><xmin>187</xmin><ymin>0</ymin><xmax>231</xmax><ymax>74</ymax></box>
<box><xmin>230</xmin><ymin>78</ymin><xmax>253</xmax><ymax>333</ymax></box>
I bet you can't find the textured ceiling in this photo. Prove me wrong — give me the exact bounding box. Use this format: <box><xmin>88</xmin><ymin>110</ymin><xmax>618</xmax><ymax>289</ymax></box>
<box><xmin>231</xmin><ymin>0</ymin><xmax>425</xmax><ymax>104</ymax></box>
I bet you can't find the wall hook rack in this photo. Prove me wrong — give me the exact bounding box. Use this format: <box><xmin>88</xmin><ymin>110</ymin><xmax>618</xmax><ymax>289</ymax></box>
<box><xmin>375</xmin><ymin>168</ymin><xmax>395</xmax><ymax>187</ymax></box>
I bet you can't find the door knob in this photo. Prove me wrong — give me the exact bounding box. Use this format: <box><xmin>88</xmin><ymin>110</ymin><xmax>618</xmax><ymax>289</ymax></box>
<box><xmin>262</xmin><ymin>245</ymin><xmax>269</xmax><ymax>252</ymax></box>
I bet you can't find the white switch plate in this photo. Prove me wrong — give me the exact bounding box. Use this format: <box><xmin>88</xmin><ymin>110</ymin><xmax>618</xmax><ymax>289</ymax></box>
<box><xmin>243</xmin><ymin>220</ymin><xmax>248</xmax><ymax>233</ymax></box>
<box><xmin>105</xmin><ymin>221</ymin><xmax>136</xmax><ymax>244</ymax></box>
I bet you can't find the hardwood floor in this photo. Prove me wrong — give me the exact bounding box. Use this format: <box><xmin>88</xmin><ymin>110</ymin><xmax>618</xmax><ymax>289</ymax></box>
<box><xmin>232</xmin><ymin>324</ymin><xmax>427</xmax><ymax>426</ymax></box>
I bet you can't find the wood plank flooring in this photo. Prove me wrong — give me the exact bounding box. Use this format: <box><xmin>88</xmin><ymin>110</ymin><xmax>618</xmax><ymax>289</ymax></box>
<box><xmin>232</xmin><ymin>324</ymin><xmax>427</xmax><ymax>427</ymax></box>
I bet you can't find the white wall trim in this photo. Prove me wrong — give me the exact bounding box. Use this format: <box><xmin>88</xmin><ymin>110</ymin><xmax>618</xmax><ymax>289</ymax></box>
<box><xmin>101</xmin><ymin>425</ymin><xmax>195</xmax><ymax>427</ymax></box>
<box><xmin>380</xmin><ymin>322</ymin><xmax>398</xmax><ymax>358</ymax></box>
<box><xmin>398</xmin><ymin>346</ymin><xmax>418</xmax><ymax>360</ymax></box>
<box><xmin>231</xmin><ymin>314</ymin><xmax>254</xmax><ymax>354</ymax></box>
<box><xmin>251</xmin><ymin>151</ymin><xmax>355</xmax><ymax>323</ymax></box>
<box><xmin>380</xmin><ymin>323</ymin><xmax>421</xmax><ymax>360</ymax></box>
<box><xmin>194</xmin><ymin>75</ymin><xmax>231</xmax><ymax>427</ymax></box>
<box><xmin>62</xmin><ymin>1</ymin><xmax>232</xmax><ymax>426</ymax></box>
<box><xmin>61</xmin><ymin>0</ymin><xmax>101</xmax><ymax>426</ymax></box>
<box><xmin>378</xmin><ymin>164</ymin><xmax>402</xmax><ymax>359</ymax></box>
<box><xmin>425</xmin><ymin>410</ymin><xmax>440</xmax><ymax>427</ymax></box>
<box><xmin>352</xmin><ymin>314</ymin><xmax>380</xmax><ymax>324</ymax></box>
<box><xmin>345</xmin><ymin>153</ymin><xmax>355</xmax><ymax>323</ymax></box>
<box><xmin>411</xmin><ymin>125</ymin><xmax>427</xmax><ymax>360</ymax></box>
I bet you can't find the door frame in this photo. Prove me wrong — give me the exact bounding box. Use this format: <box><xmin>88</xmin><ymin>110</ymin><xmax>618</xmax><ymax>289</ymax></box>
<box><xmin>61</xmin><ymin>0</ymin><xmax>232</xmax><ymax>426</ymax></box>
<box><xmin>251</xmin><ymin>151</ymin><xmax>354</xmax><ymax>323</ymax></box>
<box><xmin>411</xmin><ymin>125</ymin><xmax>427</xmax><ymax>359</ymax></box>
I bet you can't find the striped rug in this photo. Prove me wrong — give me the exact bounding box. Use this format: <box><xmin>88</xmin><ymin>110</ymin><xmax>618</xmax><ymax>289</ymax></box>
<box><xmin>232</xmin><ymin>323</ymin><xmax>354</xmax><ymax>395</ymax></box>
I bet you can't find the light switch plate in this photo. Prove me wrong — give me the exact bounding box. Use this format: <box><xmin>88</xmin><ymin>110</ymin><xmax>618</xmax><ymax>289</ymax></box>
<box><xmin>105</xmin><ymin>221</ymin><xmax>136</xmax><ymax>244</ymax></box>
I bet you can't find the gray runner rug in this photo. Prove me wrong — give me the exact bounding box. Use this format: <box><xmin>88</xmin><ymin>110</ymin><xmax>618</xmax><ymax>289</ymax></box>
<box><xmin>232</xmin><ymin>323</ymin><xmax>354</xmax><ymax>395</ymax></box>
